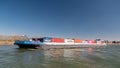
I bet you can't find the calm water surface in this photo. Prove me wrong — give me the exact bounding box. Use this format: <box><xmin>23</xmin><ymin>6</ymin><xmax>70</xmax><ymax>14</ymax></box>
<box><xmin>0</xmin><ymin>45</ymin><xmax>120</xmax><ymax>68</ymax></box>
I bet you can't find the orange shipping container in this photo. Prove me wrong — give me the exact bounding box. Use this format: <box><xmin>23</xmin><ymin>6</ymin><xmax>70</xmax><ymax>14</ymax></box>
<box><xmin>74</xmin><ymin>39</ymin><xmax>82</xmax><ymax>43</ymax></box>
<box><xmin>52</xmin><ymin>38</ymin><xmax>64</xmax><ymax>43</ymax></box>
<box><xmin>92</xmin><ymin>40</ymin><xmax>97</xmax><ymax>43</ymax></box>
<box><xmin>101</xmin><ymin>41</ymin><xmax>105</xmax><ymax>44</ymax></box>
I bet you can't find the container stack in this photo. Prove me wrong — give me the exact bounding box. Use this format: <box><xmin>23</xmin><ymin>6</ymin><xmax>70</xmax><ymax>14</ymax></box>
<box><xmin>38</xmin><ymin>37</ymin><xmax>106</xmax><ymax>45</ymax></box>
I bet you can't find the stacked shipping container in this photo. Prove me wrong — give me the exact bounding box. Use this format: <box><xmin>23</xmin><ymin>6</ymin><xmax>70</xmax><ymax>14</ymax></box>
<box><xmin>74</xmin><ymin>39</ymin><xmax>82</xmax><ymax>43</ymax></box>
<box><xmin>74</xmin><ymin>39</ymin><xmax>82</xmax><ymax>45</ymax></box>
<box><xmin>82</xmin><ymin>40</ymin><xmax>88</xmax><ymax>44</ymax></box>
<box><xmin>43</xmin><ymin>37</ymin><xmax>52</xmax><ymax>45</ymax></box>
<box><xmin>52</xmin><ymin>38</ymin><xmax>64</xmax><ymax>43</ymax></box>
<box><xmin>64</xmin><ymin>39</ymin><xmax>74</xmax><ymax>45</ymax></box>
<box><xmin>37</xmin><ymin>37</ymin><xmax>106</xmax><ymax>45</ymax></box>
<box><xmin>87</xmin><ymin>40</ymin><xmax>97</xmax><ymax>45</ymax></box>
<box><xmin>51</xmin><ymin>38</ymin><xmax>65</xmax><ymax>45</ymax></box>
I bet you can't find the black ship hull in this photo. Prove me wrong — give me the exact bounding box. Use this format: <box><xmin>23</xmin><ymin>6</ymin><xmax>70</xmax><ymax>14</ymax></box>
<box><xmin>15</xmin><ymin>44</ymin><xmax>40</xmax><ymax>49</ymax></box>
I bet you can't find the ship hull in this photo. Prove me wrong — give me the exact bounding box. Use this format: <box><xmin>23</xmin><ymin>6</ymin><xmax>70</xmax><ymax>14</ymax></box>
<box><xmin>14</xmin><ymin>40</ymin><xmax>106</xmax><ymax>49</ymax></box>
<box><xmin>41</xmin><ymin>44</ymin><xmax>105</xmax><ymax>50</ymax></box>
<box><xmin>15</xmin><ymin>43</ymin><xmax>106</xmax><ymax>49</ymax></box>
<box><xmin>16</xmin><ymin>44</ymin><xmax>39</xmax><ymax>49</ymax></box>
<box><xmin>14</xmin><ymin>41</ymin><xmax>40</xmax><ymax>49</ymax></box>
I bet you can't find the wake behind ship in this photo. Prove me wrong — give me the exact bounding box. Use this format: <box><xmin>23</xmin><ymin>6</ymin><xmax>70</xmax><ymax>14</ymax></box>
<box><xmin>14</xmin><ymin>37</ymin><xmax>107</xmax><ymax>49</ymax></box>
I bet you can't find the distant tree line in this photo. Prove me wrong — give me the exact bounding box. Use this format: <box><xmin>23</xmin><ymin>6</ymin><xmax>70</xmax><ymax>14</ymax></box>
<box><xmin>112</xmin><ymin>41</ymin><xmax>120</xmax><ymax>44</ymax></box>
<box><xmin>104</xmin><ymin>40</ymin><xmax>120</xmax><ymax>44</ymax></box>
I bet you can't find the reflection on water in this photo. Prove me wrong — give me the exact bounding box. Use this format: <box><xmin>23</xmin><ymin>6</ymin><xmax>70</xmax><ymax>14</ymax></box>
<box><xmin>0</xmin><ymin>45</ymin><xmax>120</xmax><ymax>68</ymax></box>
<box><xmin>44</xmin><ymin>48</ymin><xmax>86</xmax><ymax>58</ymax></box>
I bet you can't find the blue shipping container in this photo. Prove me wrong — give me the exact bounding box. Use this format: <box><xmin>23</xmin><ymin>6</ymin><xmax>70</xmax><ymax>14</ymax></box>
<box><xmin>43</xmin><ymin>37</ymin><xmax>52</xmax><ymax>42</ymax></box>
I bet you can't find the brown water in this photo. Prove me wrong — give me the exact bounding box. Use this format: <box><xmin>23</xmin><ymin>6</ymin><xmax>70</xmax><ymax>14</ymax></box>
<box><xmin>0</xmin><ymin>45</ymin><xmax>120</xmax><ymax>68</ymax></box>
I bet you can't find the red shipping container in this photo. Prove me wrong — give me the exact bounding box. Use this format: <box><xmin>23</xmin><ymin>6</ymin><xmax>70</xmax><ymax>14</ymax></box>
<box><xmin>87</xmin><ymin>40</ymin><xmax>97</xmax><ymax>44</ymax></box>
<box><xmin>87</xmin><ymin>40</ymin><xmax>93</xmax><ymax>43</ymax></box>
<box><xmin>52</xmin><ymin>38</ymin><xmax>64</xmax><ymax>43</ymax></box>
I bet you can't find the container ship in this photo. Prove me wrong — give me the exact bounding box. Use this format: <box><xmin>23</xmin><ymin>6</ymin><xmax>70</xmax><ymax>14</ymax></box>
<box><xmin>14</xmin><ymin>37</ymin><xmax>107</xmax><ymax>49</ymax></box>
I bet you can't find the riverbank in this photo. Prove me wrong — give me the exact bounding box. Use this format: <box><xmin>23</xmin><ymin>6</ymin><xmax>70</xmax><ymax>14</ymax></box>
<box><xmin>0</xmin><ymin>35</ymin><xmax>28</xmax><ymax>45</ymax></box>
<box><xmin>0</xmin><ymin>40</ymin><xmax>14</xmax><ymax>45</ymax></box>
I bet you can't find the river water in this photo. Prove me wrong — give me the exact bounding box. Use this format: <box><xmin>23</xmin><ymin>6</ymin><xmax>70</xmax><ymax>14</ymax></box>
<box><xmin>0</xmin><ymin>45</ymin><xmax>120</xmax><ymax>68</ymax></box>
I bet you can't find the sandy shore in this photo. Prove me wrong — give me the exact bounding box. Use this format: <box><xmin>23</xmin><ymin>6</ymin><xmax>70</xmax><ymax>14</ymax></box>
<box><xmin>0</xmin><ymin>41</ymin><xmax>14</xmax><ymax>45</ymax></box>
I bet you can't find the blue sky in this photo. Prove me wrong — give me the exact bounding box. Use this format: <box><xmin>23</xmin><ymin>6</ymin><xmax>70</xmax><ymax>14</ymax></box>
<box><xmin>0</xmin><ymin>0</ymin><xmax>120</xmax><ymax>40</ymax></box>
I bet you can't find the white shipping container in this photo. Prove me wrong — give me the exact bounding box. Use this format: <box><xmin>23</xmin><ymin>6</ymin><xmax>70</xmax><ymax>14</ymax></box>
<box><xmin>97</xmin><ymin>41</ymin><xmax>102</xmax><ymax>44</ymax></box>
<box><xmin>82</xmin><ymin>41</ymin><xmax>88</xmax><ymax>44</ymax></box>
<box><xmin>64</xmin><ymin>39</ymin><xmax>74</xmax><ymax>45</ymax></box>
<box><xmin>64</xmin><ymin>39</ymin><xmax>74</xmax><ymax>43</ymax></box>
